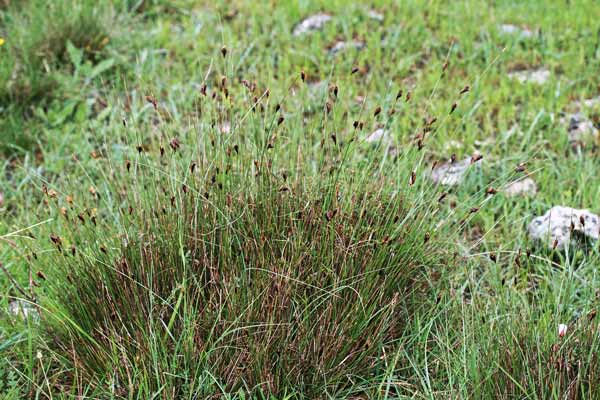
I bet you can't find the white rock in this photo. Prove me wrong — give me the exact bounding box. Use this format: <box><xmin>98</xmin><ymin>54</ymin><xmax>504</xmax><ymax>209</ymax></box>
<box><xmin>528</xmin><ymin>206</ymin><xmax>600</xmax><ymax>249</ymax></box>
<box><xmin>571</xmin><ymin>96</ymin><xmax>600</xmax><ymax>110</ymax></box>
<box><xmin>328</xmin><ymin>40</ymin><xmax>365</xmax><ymax>55</ymax></box>
<box><xmin>504</xmin><ymin>177</ymin><xmax>537</xmax><ymax>197</ymax></box>
<box><xmin>430</xmin><ymin>157</ymin><xmax>480</xmax><ymax>186</ymax></box>
<box><xmin>500</xmin><ymin>24</ymin><xmax>534</xmax><ymax>39</ymax></box>
<box><xmin>365</xmin><ymin>128</ymin><xmax>391</xmax><ymax>145</ymax></box>
<box><xmin>366</xmin><ymin>10</ymin><xmax>384</xmax><ymax>21</ymax></box>
<box><xmin>560</xmin><ymin>113</ymin><xmax>598</xmax><ymax>142</ymax></box>
<box><xmin>580</xmin><ymin>96</ymin><xmax>600</xmax><ymax>108</ymax></box>
<box><xmin>8</xmin><ymin>299</ymin><xmax>39</xmax><ymax>322</ymax></box>
<box><xmin>292</xmin><ymin>14</ymin><xmax>332</xmax><ymax>36</ymax></box>
<box><xmin>508</xmin><ymin>69</ymin><xmax>550</xmax><ymax>85</ymax></box>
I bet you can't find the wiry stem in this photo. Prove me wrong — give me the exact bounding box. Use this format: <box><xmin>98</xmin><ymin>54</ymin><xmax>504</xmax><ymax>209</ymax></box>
<box><xmin>0</xmin><ymin>261</ymin><xmax>34</xmax><ymax>302</ymax></box>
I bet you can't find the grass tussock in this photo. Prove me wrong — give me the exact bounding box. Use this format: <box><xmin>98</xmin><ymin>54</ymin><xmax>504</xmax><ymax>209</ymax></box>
<box><xmin>3</xmin><ymin>1</ymin><xmax>600</xmax><ymax>398</ymax></box>
<box><xmin>41</xmin><ymin>136</ymin><xmax>449</xmax><ymax>396</ymax></box>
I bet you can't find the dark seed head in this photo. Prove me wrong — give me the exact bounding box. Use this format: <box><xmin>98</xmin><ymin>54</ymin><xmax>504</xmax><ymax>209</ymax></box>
<box><xmin>325</xmin><ymin>209</ymin><xmax>337</xmax><ymax>222</ymax></box>
<box><xmin>515</xmin><ymin>163</ymin><xmax>526</xmax><ymax>172</ymax></box>
<box><xmin>471</xmin><ymin>154</ymin><xmax>483</xmax><ymax>163</ymax></box>
<box><xmin>50</xmin><ymin>234</ymin><xmax>61</xmax><ymax>246</ymax></box>
<box><xmin>169</xmin><ymin>138</ymin><xmax>181</xmax><ymax>151</ymax></box>
<box><xmin>145</xmin><ymin>95</ymin><xmax>158</xmax><ymax>109</ymax></box>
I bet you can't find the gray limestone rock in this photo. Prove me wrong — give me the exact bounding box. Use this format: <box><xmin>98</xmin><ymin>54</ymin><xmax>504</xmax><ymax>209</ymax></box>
<box><xmin>528</xmin><ymin>206</ymin><xmax>600</xmax><ymax>249</ymax></box>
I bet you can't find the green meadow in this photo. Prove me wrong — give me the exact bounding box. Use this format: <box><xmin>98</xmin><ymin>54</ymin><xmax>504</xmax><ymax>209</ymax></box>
<box><xmin>1</xmin><ymin>1</ymin><xmax>600</xmax><ymax>398</ymax></box>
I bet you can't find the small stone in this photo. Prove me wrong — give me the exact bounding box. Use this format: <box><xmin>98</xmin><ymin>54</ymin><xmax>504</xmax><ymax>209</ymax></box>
<box><xmin>366</xmin><ymin>10</ymin><xmax>384</xmax><ymax>21</ymax></box>
<box><xmin>365</xmin><ymin>128</ymin><xmax>391</xmax><ymax>145</ymax></box>
<box><xmin>508</xmin><ymin>68</ymin><xmax>550</xmax><ymax>85</ymax></box>
<box><xmin>560</xmin><ymin>113</ymin><xmax>598</xmax><ymax>142</ymax></box>
<box><xmin>328</xmin><ymin>40</ymin><xmax>365</xmax><ymax>55</ymax></box>
<box><xmin>503</xmin><ymin>177</ymin><xmax>537</xmax><ymax>197</ymax></box>
<box><xmin>430</xmin><ymin>157</ymin><xmax>480</xmax><ymax>186</ymax></box>
<box><xmin>292</xmin><ymin>13</ymin><xmax>332</xmax><ymax>36</ymax></box>
<box><xmin>499</xmin><ymin>24</ymin><xmax>534</xmax><ymax>39</ymax></box>
<box><xmin>580</xmin><ymin>96</ymin><xmax>600</xmax><ymax>108</ymax></box>
<box><xmin>528</xmin><ymin>206</ymin><xmax>600</xmax><ymax>250</ymax></box>
<box><xmin>571</xmin><ymin>96</ymin><xmax>600</xmax><ymax>110</ymax></box>
<box><xmin>8</xmin><ymin>299</ymin><xmax>39</xmax><ymax>322</ymax></box>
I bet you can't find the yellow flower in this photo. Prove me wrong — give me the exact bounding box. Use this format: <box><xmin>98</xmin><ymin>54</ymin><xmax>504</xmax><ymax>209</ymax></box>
<box><xmin>0</xmin><ymin>38</ymin><xmax>5</xmax><ymax>46</ymax></box>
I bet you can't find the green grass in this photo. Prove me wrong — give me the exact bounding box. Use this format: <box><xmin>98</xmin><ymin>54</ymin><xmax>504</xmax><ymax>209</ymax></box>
<box><xmin>2</xmin><ymin>0</ymin><xmax>600</xmax><ymax>398</ymax></box>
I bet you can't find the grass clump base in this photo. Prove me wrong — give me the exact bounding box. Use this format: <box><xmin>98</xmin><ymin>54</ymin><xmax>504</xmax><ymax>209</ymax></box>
<box><xmin>39</xmin><ymin>133</ymin><xmax>449</xmax><ymax>397</ymax></box>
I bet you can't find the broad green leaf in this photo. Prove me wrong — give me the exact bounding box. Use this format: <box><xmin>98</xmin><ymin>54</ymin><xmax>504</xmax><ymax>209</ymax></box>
<box><xmin>88</xmin><ymin>58</ymin><xmax>115</xmax><ymax>81</ymax></box>
<box><xmin>65</xmin><ymin>40</ymin><xmax>82</xmax><ymax>68</ymax></box>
